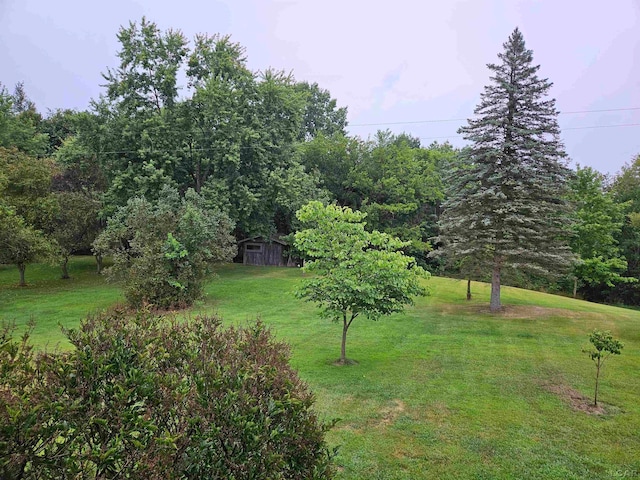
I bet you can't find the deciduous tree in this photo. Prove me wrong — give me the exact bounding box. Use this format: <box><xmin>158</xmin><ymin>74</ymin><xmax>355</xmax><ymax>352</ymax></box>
<box><xmin>0</xmin><ymin>83</ymin><xmax>47</xmax><ymax>156</ymax></box>
<box><xmin>568</xmin><ymin>166</ymin><xmax>634</xmax><ymax>299</ymax></box>
<box><xmin>353</xmin><ymin>132</ymin><xmax>449</xmax><ymax>265</ymax></box>
<box><xmin>294</xmin><ymin>201</ymin><xmax>428</xmax><ymax>364</ymax></box>
<box><xmin>83</xmin><ymin>19</ymin><xmax>325</xmax><ymax>238</ymax></box>
<box><xmin>0</xmin><ymin>205</ymin><xmax>54</xmax><ymax>286</ymax></box>
<box><xmin>294</xmin><ymin>81</ymin><xmax>347</xmax><ymax>141</ymax></box>
<box><xmin>0</xmin><ymin>147</ymin><xmax>58</xmax><ymax>232</ymax></box>
<box><xmin>583</xmin><ymin>330</ymin><xmax>623</xmax><ymax>406</ymax></box>
<box><xmin>609</xmin><ymin>154</ymin><xmax>640</xmax><ymax>304</ymax></box>
<box><xmin>50</xmin><ymin>192</ymin><xmax>101</xmax><ymax>279</ymax></box>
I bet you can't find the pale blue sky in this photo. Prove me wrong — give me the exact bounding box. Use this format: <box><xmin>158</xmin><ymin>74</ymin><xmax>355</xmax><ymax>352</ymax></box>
<box><xmin>1</xmin><ymin>0</ymin><xmax>639</xmax><ymax>175</ymax></box>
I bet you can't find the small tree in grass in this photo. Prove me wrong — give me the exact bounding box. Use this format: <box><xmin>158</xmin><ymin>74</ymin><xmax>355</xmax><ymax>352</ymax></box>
<box><xmin>294</xmin><ymin>201</ymin><xmax>429</xmax><ymax>365</ymax></box>
<box><xmin>50</xmin><ymin>191</ymin><xmax>101</xmax><ymax>279</ymax></box>
<box><xmin>583</xmin><ymin>329</ymin><xmax>623</xmax><ymax>406</ymax></box>
<box><xmin>0</xmin><ymin>205</ymin><xmax>55</xmax><ymax>286</ymax></box>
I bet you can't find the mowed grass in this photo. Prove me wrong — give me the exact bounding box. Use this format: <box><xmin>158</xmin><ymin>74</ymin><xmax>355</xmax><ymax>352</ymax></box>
<box><xmin>1</xmin><ymin>257</ymin><xmax>639</xmax><ymax>479</ymax></box>
<box><xmin>0</xmin><ymin>257</ymin><xmax>122</xmax><ymax>349</ymax></box>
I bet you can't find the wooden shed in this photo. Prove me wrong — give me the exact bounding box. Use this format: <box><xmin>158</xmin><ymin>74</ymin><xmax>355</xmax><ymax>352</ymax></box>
<box><xmin>238</xmin><ymin>236</ymin><xmax>291</xmax><ymax>266</ymax></box>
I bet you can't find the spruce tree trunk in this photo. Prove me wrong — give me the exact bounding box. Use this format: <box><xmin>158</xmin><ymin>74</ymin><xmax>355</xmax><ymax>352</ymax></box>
<box><xmin>61</xmin><ymin>257</ymin><xmax>70</xmax><ymax>279</ymax></box>
<box><xmin>490</xmin><ymin>263</ymin><xmax>501</xmax><ymax>312</ymax></box>
<box><xmin>466</xmin><ymin>278</ymin><xmax>472</xmax><ymax>301</ymax></box>
<box><xmin>573</xmin><ymin>277</ymin><xmax>578</xmax><ymax>298</ymax></box>
<box><xmin>18</xmin><ymin>264</ymin><xmax>26</xmax><ymax>287</ymax></box>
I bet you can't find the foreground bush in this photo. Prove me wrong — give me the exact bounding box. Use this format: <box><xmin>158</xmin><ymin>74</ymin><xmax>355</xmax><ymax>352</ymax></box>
<box><xmin>0</xmin><ymin>309</ymin><xmax>334</xmax><ymax>479</ymax></box>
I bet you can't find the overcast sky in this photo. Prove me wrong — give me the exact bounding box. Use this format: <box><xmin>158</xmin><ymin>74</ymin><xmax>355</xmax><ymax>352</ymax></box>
<box><xmin>1</xmin><ymin>0</ymin><xmax>639</xmax><ymax>175</ymax></box>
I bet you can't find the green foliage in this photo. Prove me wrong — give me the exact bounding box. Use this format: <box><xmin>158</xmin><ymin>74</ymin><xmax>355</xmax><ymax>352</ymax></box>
<box><xmin>49</xmin><ymin>191</ymin><xmax>102</xmax><ymax>278</ymax></box>
<box><xmin>52</xmin><ymin>138</ymin><xmax>107</xmax><ymax>196</ymax></box>
<box><xmin>438</xmin><ymin>28</ymin><xmax>574</xmax><ymax>311</ymax></box>
<box><xmin>586</xmin><ymin>329</ymin><xmax>624</xmax><ymax>357</ymax></box>
<box><xmin>569</xmin><ymin>166</ymin><xmax>623</xmax><ymax>259</ymax></box>
<box><xmin>294</xmin><ymin>201</ymin><xmax>428</xmax><ymax>363</ymax></box>
<box><xmin>82</xmin><ymin>18</ymin><xmax>327</xmax><ymax>237</ymax></box>
<box><xmin>574</xmin><ymin>256</ymin><xmax>630</xmax><ymax>288</ymax></box>
<box><xmin>104</xmin><ymin>17</ymin><xmax>189</xmax><ymax>112</ymax></box>
<box><xmin>354</xmin><ymin>133</ymin><xmax>450</xmax><ymax>264</ymax></box>
<box><xmin>568</xmin><ymin>166</ymin><xmax>635</xmax><ymax>297</ymax></box>
<box><xmin>299</xmin><ymin>132</ymin><xmax>452</xmax><ymax>266</ymax></box>
<box><xmin>612</xmin><ymin>154</ymin><xmax>640</xmax><ymax>213</ymax></box>
<box><xmin>39</xmin><ymin>108</ymin><xmax>81</xmax><ymax>154</ymax></box>
<box><xmin>0</xmin><ymin>205</ymin><xmax>55</xmax><ymax>286</ymax></box>
<box><xmin>583</xmin><ymin>329</ymin><xmax>623</xmax><ymax>406</ymax></box>
<box><xmin>0</xmin><ymin>309</ymin><xmax>334</xmax><ymax>479</ymax></box>
<box><xmin>294</xmin><ymin>81</ymin><xmax>347</xmax><ymax>141</ymax></box>
<box><xmin>0</xmin><ymin>83</ymin><xmax>47</xmax><ymax>156</ymax></box>
<box><xmin>569</xmin><ymin>168</ymin><xmax>625</xmax><ymax>249</ymax></box>
<box><xmin>299</xmin><ymin>133</ymin><xmax>363</xmax><ymax>206</ymax></box>
<box><xmin>93</xmin><ymin>186</ymin><xmax>236</xmax><ymax>308</ymax></box>
<box><xmin>0</xmin><ymin>147</ymin><xmax>58</xmax><ymax>284</ymax></box>
<box><xmin>0</xmin><ymin>147</ymin><xmax>59</xmax><ymax>232</ymax></box>
<box><xmin>608</xmin><ymin>154</ymin><xmax>640</xmax><ymax>304</ymax></box>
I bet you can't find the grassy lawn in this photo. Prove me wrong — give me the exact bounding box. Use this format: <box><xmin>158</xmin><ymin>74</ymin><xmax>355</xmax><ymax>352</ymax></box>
<box><xmin>1</xmin><ymin>256</ymin><xmax>639</xmax><ymax>479</ymax></box>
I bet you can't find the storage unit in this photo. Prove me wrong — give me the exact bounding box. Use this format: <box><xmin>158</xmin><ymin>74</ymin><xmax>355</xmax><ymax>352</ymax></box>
<box><xmin>238</xmin><ymin>237</ymin><xmax>290</xmax><ymax>266</ymax></box>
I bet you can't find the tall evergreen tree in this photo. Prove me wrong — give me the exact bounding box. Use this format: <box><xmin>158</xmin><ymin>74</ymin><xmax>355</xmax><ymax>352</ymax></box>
<box><xmin>437</xmin><ymin>28</ymin><xmax>574</xmax><ymax>312</ymax></box>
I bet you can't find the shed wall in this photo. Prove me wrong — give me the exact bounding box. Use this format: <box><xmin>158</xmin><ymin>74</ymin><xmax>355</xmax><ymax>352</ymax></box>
<box><xmin>243</xmin><ymin>242</ymin><xmax>284</xmax><ymax>266</ymax></box>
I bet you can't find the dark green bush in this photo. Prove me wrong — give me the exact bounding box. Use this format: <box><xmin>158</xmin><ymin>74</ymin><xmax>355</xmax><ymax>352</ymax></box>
<box><xmin>92</xmin><ymin>187</ymin><xmax>237</xmax><ymax>309</ymax></box>
<box><xmin>0</xmin><ymin>310</ymin><xmax>335</xmax><ymax>479</ymax></box>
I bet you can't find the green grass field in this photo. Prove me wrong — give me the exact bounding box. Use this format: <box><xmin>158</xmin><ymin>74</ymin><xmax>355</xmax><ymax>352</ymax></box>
<box><xmin>1</xmin><ymin>257</ymin><xmax>639</xmax><ymax>479</ymax></box>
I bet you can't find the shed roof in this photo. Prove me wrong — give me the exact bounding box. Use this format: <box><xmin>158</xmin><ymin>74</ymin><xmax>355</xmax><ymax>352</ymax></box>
<box><xmin>238</xmin><ymin>236</ymin><xmax>289</xmax><ymax>246</ymax></box>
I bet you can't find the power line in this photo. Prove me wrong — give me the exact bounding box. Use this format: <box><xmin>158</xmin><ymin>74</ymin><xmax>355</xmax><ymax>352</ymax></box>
<box><xmin>86</xmin><ymin>122</ymin><xmax>640</xmax><ymax>155</ymax></box>
<box><xmin>351</xmin><ymin>118</ymin><xmax>466</xmax><ymax>127</ymax></box>
<box><xmin>561</xmin><ymin>107</ymin><xmax>640</xmax><ymax>115</ymax></box>
<box><xmin>349</xmin><ymin>107</ymin><xmax>640</xmax><ymax>127</ymax></box>
<box><xmin>564</xmin><ymin>122</ymin><xmax>640</xmax><ymax>131</ymax></box>
<box><xmin>415</xmin><ymin>122</ymin><xmax>640</xmax><ymax>142</ymax></box>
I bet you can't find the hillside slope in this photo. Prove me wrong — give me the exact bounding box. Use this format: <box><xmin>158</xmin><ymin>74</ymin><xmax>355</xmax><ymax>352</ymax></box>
<box><xmin>1</xmin><ymin>258</ymin><xmax>638</xmax><ymax>479</ymax></box>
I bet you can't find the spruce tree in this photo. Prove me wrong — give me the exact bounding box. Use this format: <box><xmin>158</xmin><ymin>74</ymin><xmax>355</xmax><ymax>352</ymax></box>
<box><xmin>438</xmin><ymin>28</ymin><xmax>574</xmax><ymax>312</ymax></box>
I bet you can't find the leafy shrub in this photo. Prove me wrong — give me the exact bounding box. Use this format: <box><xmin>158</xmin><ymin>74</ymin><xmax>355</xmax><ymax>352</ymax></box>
<box><xmin>0</xmin><ymin>309</ymin><xmax>334</xmax><ymax>479</ymax></box>
<box><xmin>93</xmin><ymin>186</ymin><xmax>237</xmax><ymax>309</ymax></box>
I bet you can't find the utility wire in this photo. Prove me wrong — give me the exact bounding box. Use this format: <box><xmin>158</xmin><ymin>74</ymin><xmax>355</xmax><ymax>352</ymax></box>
<box><xmin>564</xmin><ymin>122</ymin><xmax>640</xmax><ymax>131</ymax></box>
<box><xmin>416</xmin><ymin>122</ymin><xmax>640</xmax><ymax>142</ymax></box>
<box><xmin>84</xmin><ymin>122</ymin><xmax>640</xmax><ymax>155</ymax></box>
<box><xmin>56</xmin><ymin>117</ymin><xmax>640</xmax><ymax>157</ymax></box>
<box><xmin>349</xmin><ymin>107</ymin><xmax>640</xmax><ymax>127</ymax></box>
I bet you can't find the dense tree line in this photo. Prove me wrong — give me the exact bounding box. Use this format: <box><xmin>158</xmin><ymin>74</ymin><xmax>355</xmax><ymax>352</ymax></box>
<box><xmin>1</xmin><ymin>19</ymin><xmax>640</xmax><ymax>307</ymax></box>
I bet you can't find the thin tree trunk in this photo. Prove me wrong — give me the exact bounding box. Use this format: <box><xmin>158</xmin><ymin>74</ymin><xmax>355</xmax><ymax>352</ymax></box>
<box><xmin>490</xmin><ymin>262</ymin><xmax>501</xmax><ymax>312</ymax></box>
<box><xmin>18</xmin><ymin>263</ymin><xmax>26</xmax><ymax>287</ymax></box>
<box><xmin>95</xmin><ymin>254</ymin><xmax>103</xmax><ymax>275</ymax></box>
<box><xmin>466</xmin><ymin>278</ymin><xmax>472</xmax><ymax>301</ymax></box>
<box><xmin>594</xmin><ymin>359</ymin><xmax>601</xmax><ymax>406</ymax></box>
<box><xmin>61</xmin><ymin>256</ymin><xmax>70</xmax><ymax>279</ymax></box>
<box><xmin>573</xmin><ymin>277</ymin><xmax>578</xmax><ymax>298</ymax></box>
<box><xmin>340</xmin><ymin>314</ymin><xmax>348</xmax><ymax>364</ymax></box>
<box><xmin>195</xmin><ymin>151</ymin><xmax>202</xmax><ymax>193</ymax></box>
